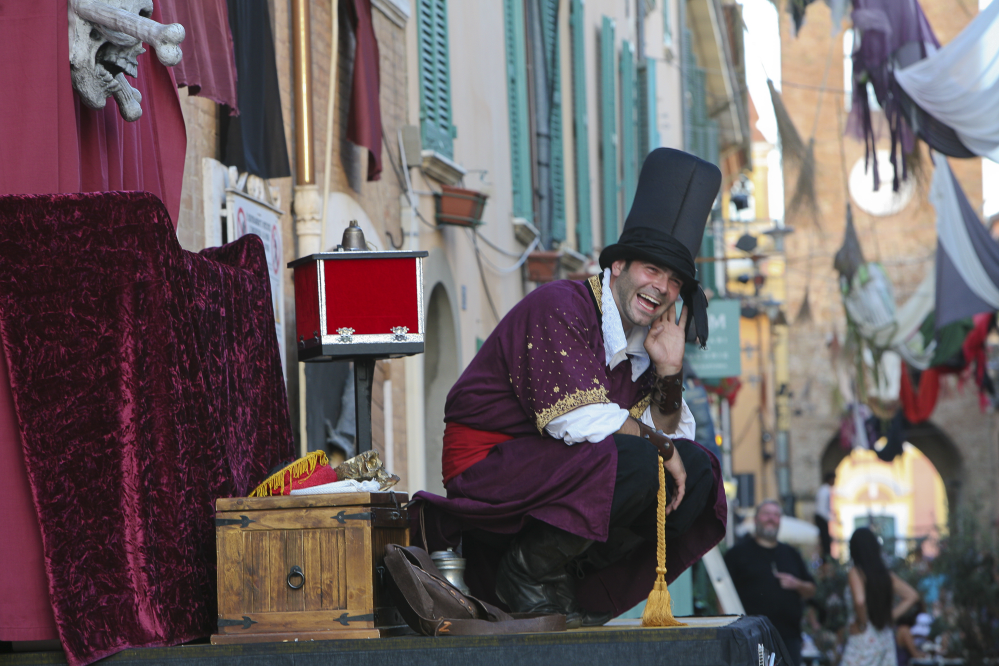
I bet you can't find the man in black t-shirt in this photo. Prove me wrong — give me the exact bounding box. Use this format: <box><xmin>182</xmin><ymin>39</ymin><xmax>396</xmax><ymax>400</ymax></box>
<box><xmin>724</xmin><ymin>500</ymin><xmax>816</xmax><ymax>666</ymax></box>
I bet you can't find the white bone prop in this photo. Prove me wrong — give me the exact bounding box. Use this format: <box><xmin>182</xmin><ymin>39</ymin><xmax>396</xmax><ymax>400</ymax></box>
<box><xmin>70</xmin><ymin>0</ymin><xmax>185</xmax><ymax>66</ymax></box>
<box><xmin>111</xmin><ymin>72</ymin><xmax>143</xmax><ymax>121</ymax></box>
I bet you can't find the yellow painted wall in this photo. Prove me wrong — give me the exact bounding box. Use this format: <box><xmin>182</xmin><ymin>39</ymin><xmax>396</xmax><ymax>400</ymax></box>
<box><xmin>830</xmin><ymin>444</ymin><xmax>948</xmax><ymax>560</ymax></box>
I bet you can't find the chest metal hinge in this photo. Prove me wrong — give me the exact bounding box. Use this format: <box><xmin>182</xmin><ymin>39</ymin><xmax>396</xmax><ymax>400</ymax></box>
<box><xmin>215</xmin><ymin>515</ymin><xmax>255</xmax><ymax>528</ymax></box>
<box><xmin>218</xmin><ymin>616</ymin><xmax>257</xmax><ymax>630</ymax></box>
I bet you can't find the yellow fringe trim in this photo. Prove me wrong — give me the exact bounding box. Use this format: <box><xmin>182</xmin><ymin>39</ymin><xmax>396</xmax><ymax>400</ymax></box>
<box><xmin>249</xmin><ymin>450</ymin><xmax>329</xmax><ymax>498</ymax></box>
<box><xmin>642</xmin><ymin>455</ymin><xmax>686</xmax><ymax>627</ymax></box>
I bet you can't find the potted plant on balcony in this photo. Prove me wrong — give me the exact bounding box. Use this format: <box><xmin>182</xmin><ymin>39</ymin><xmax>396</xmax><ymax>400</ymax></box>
<box><xmin>434</xmin><ymin>185</ymin><xmax>489</xmax><ymax>227</ymax></box>
<box><xmin>526</xmin><ymin>250</ymin><xmax>561</xmax><ymax>283</ymax></box>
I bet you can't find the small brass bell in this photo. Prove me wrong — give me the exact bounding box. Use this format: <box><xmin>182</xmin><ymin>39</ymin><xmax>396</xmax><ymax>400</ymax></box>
<box><xmin>340</xmin><ymin>220</ymin><xmax>367</xmax><ymax>251</ymax></box>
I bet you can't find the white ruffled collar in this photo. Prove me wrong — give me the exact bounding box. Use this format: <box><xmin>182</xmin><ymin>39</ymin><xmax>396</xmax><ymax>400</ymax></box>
<box><xmin>600</xmin><ymin>268</ymin><xmax>651</xmax><ymax>381</ymax></box>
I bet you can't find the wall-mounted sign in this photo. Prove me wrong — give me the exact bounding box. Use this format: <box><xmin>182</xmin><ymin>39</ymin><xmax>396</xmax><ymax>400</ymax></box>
<box><xmin>226</xmin><ymin>189</ymin><xmax>286</xmax><ymax>375</ymax></box>
<box><xmin>686</xmin><ymin>299</ymin><xmax>741</xmax><ymax>379</ymax></box>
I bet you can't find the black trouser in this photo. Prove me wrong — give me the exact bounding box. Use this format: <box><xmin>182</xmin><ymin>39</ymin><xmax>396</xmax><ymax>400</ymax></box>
<box><xmin>815</xmin><ymin>514</ymin><xmax>831</xmax><ymax>557</ymax></box>
<box><xmin>783</xmin><ymin>634</ymin><xmax>803</xmax><ymax>666</ymax></box>
<box><xmin>466</xmin><ymin>435</ymin><xmax>713</xmax><ymax>560</ymax></box>
<box><xmin>586</xmin><ymin>435</ymin><xmax>714</xmax><ymax>567</ymax></box>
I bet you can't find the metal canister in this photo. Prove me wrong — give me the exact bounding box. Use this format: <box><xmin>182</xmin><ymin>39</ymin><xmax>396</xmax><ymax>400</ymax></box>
<box><xmin>430</xmin><ymin>549</ymin><xmax>470</xmax><ymax>595</ymax></box>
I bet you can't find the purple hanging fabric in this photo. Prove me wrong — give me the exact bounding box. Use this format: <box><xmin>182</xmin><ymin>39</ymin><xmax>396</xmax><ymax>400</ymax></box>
<box><xmin>846</xmin><ymin>0</ymin><xmax>939</xmax><ymax>191</ymax></box>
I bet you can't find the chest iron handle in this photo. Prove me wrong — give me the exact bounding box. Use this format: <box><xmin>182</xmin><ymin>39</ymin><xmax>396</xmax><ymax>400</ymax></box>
<box><xmin>287</xmin><ymin>565</ymin><xmax>305</xmax><ymax>590</ymax></box>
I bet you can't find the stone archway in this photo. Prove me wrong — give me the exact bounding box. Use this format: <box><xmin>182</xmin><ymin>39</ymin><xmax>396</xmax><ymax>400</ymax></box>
<box><xmin>820</xmin><ymin>421</ymin><xmax>965</xmax><ymax>517</ymax></box>
<box><xmin>422</xmin><ymin>283</ymin><xmax>459</xmax><ymax>497</ymax></box>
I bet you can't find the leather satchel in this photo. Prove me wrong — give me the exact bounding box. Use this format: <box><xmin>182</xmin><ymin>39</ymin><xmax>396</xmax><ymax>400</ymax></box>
<box><xmin>383</xmin><ymin>544</ymin><xmax>566</xmax><ymax>636</ymax></box>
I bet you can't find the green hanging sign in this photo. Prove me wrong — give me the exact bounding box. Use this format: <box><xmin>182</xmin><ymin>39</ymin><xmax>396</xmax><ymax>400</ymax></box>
<box><xmin>686</xmin><ymin>299</ymin><xmax>741</xmax><ymax>379</ymax></box>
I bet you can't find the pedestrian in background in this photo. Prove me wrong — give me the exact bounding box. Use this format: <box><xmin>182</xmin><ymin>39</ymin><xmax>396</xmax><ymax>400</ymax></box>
<box><xmin>725</xmin><ymin>500</ymin><xmax>817</xmax><ymax>666</ymax></box>
<box><xmin>841</xmin><ymin>527</ymin><xmax>920</xmax><ymax>666</ymax></box>
<box><xmin>815</xmin><ymin>471</ymin><xmax>835</xmax><ymax>558</ymax></box>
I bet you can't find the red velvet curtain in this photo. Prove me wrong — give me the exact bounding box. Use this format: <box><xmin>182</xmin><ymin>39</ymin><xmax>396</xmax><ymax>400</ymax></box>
<box><xmin>0</xmin><ymin>192</ymin><xmax>294</xmax><ymax>665</ymax></box>
<box><xmin>0</xmin><ymin>2</ymin><xmax>189</xmax><ymax>646</ymax></box>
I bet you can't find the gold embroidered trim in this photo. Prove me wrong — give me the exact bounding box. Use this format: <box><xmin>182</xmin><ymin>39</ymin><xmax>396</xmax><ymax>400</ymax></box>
<box><xmin>629</xmin><ymin>393</ymin><xmax>653</xmax><ymax>420</ymax></box>
<box><xmin>587</xmin><ymin>275</ymin><xmax>603</xmax><ymax>315</ymax></box>
<box><xmin>535</xmin><ymin>386</ymin><xmax>611</xmax><ymax>432</ymax></box>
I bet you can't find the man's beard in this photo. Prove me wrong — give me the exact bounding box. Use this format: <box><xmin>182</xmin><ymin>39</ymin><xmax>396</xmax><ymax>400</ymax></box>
<box><xmin>612</xmin><ymin>268</ymin><xmax>668</xmax><ymax>329</ymax></box>
<box><xmin>756</xmin><ymin>524</ymin><xmax>779</xmax><ymax>541</ymax></box>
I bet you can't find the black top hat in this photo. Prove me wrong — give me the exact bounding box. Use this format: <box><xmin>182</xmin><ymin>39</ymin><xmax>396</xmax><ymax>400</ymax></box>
<box><xmin>599</xmin><ymin>148</ymin><xmax>721</xmax><ymax>346</ymax></box>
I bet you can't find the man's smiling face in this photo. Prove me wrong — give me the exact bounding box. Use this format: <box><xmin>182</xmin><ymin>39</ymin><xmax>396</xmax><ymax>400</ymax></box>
<box><xmin>609</xmin><ymin>259</ymin><xmax>682</xmax><ymax>331</ymax></box>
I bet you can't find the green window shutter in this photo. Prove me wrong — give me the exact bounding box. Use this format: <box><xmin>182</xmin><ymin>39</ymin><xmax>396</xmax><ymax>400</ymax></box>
<box><xmin>682</xmin><ymin>27</ymin><xmax>694</xmax><ymax>154</ymax></box>
<box><xmin>637</xmin><ymin>62</ymin><xmax>648</xmax><ymax>160</ymax></box>
<box><xmin>570</xmin><ymin>0</ymin><xmax>591</xmax><ymax>254</ymax></box>
<box><xmin>682</xmin><ymin>27</ymin><xmax>715</xmax><ymax>164</ymax></box>
<box><xmin>620</xmin><ymin>40</ymin><xmax>637</xmax><ymax>215</ymax></box>
<box><xmin>416</xmin><ymin>0</ymin><xmax>454</xmax><ymax>158</ymax></box>
<box><xmin>504</xmin><ymin>0</ymin><xmax>533</xmax><ymax>222</ymax></box>
<box><xmin>600</xmin><ymin>16</ymin><xmax>617</xmax><ymax>248</ymax></box>
<box><xmin>541</xmin><ymin>0</ymin><xmax>566</xmax><ymax>243</ymax></box>
<box><xmin>637</xmin><ymin>57</ymin><xmax>659</xmax><ymax>157</ymax></box>
<box><xmin>698</xmin><ymin>230</ymin><xmax>716</xmax><ymax>293</ymax></box>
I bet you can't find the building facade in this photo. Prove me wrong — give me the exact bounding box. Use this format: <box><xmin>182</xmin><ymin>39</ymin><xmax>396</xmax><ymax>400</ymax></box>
<box><xmin>170</xmin><ymin>0</ymin><xmax>748</xmax><ymax>497</ymax></box>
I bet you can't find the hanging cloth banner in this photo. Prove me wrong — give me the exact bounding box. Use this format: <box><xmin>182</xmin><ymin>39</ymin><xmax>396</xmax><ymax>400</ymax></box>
<box><xmin>900</xmin><ymin>364</ymin><xmax>941</xmax><ymax>424</ymax></box>
<box><xmin>930</xmin><ymin>153</ymin><xmax>999</xmax><ymax>330</ymax></box>
<box><xmin>842</xmin><ymin>263</ymin><xmax>937</xmax><ymax>370</ymax></box>
<box><xmin>895</xmin><ymin>0</ymin><xmax>999</xmax><ymax>161</ymax></box>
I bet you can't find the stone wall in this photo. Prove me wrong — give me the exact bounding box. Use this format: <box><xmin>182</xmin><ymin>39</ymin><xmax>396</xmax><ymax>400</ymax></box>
<box><xmin>780</xmin><ymin>1</ymin><xmax>999</xmax><ymax>527</ymax></box>
<box><xmin>172</xmin><ymin>0</ymin><xmax>413</xmax><ymax>486</ymax></box>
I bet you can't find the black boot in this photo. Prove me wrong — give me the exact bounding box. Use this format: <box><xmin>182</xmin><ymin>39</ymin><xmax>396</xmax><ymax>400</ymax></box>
<box><xmin>494</xmin><ymin>523</ymin><xmax>611</xmax><ymax>629</ymax></box>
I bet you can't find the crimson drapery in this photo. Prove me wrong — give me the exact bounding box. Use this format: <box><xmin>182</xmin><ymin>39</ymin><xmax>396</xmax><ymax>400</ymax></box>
<box><xmin>0</xmin><ymin>2</ymin><xmax>188</xmax><ymax>645</ymax></box>
<box><xmin>0</xmin><ymin>1</ymin><xmax>186</xmax><ymax>224</ymax></box>
<box><xmin>158</xmin><ymin>0</ymin><xmax>239</xmax><ymax>110</ymax></box>
<box><xmin>346</xmin><ymin>0</ymin><xmax>383</xmax><ymax>181</ymax></box>
<box><xmin>900</xmin><ymin>364</ymin><xmax>941</xmax><ymax>424</ymax></box>
<box><xmin>0</xmin><ymin>192</ymin><xmax>294</xmax><ymax>666</ymax></box>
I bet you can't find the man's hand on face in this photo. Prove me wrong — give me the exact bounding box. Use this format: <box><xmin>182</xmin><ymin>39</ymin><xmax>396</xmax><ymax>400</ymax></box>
<box><xmin>645</xmin><ymin>300</ymin><xmax>688</xmax><ymax>377</ymax></box>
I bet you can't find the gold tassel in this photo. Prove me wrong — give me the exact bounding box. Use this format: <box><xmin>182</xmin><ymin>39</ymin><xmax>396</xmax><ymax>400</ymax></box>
<box><xmin>249</xmin><ymin>450</ymin><xmax>329</xmax><ymax>497</ymax></box>
<box><xmin>641</xmin><ymin>455</ymin><xmax>686</xmax><ymax>627</ymax></box>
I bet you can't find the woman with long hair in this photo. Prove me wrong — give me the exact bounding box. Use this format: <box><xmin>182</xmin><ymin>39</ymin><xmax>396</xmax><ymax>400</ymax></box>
<box><xmin>841</xmin><ymin>528</ymin><xmax>921</xmax><ymax>666</ymax></box>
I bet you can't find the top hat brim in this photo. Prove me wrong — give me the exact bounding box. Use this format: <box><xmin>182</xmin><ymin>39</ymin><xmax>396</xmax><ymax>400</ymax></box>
<box><xmin>598</xmin><ymin>243</ymin><xmax>697</xmax><ymax>285</ymax></box>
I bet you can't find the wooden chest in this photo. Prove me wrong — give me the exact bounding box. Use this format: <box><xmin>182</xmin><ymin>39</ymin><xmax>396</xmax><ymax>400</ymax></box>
<box><xmin>212</xmin><ymin>492</ymin><xmax>410</xmax><ymax>644</ymax></box>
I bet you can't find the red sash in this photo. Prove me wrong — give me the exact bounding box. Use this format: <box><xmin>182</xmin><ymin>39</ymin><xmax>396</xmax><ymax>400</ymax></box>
<box><xmin>441</xmin><ymin>422</ymin><xmax>512</xmax><ymax>486</ymax></box>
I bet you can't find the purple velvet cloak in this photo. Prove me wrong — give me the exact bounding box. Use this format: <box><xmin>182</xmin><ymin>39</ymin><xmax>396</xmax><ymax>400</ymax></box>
<box><xmin>0</xmin><ymin>192</ymin><xmax>294</xmax><ymax>666</ymax></box>
<box><xmin>413</xmin><ymin>277</ymin><xmax>726</xmax><ymax>616</ymax></box>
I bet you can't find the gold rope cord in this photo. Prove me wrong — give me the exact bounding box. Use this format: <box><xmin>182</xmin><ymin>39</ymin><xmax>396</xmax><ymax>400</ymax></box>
<box><xmin>641</xmin><ymin>455</ymin><xmax>685</xmax><ymax>627</ymax></box>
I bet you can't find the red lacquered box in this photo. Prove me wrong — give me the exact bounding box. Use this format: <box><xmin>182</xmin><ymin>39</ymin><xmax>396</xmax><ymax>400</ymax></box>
<box><xmin>289</xmin><ymin>250</ymin><xmax>429</xmax><ymax>361</ymax></box>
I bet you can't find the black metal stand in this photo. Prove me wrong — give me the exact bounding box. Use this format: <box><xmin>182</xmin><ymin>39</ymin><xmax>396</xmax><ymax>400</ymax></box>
<box><xmin>353</xmin><ymin>358</ymin><xmax>375</xmax><ymax>453</ymax></box>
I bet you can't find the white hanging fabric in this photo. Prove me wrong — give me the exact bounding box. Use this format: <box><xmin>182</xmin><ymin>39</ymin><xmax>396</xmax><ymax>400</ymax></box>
<box><xmin>931</xmin><ymin>153</ymin><xmax>999</xmax><ymax>308</ymax></box>
<box><xmin>895</xmin><ymin>0</ymin><xmax>999</xmax><ymax>161</ymax></box>
<box><xmin>842</xmin><ymin>263</ymin><xmax>936</xmax><ymax>369</ymax></box>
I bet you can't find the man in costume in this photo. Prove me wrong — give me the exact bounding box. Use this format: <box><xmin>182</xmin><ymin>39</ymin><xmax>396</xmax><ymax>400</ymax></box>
<box><xmin>725</xmin><ymin>501</ymin><xmax>816</xmax><ymax>665</ymax></box>
<box><xmin>413</xmin><ymin>148</ymin><xmax>727</xmax><ymax>627</ymax></box>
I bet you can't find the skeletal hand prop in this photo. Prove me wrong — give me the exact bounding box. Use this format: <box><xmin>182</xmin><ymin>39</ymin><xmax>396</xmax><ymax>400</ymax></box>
<box><xmin>68</xmin><ymin>0</ymin><xmax>185</xmax><ymax>122</ymax></box>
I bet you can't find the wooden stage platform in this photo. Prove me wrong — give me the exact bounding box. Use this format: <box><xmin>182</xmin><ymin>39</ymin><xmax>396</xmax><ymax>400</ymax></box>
<box><xmin>0</xmin><ymin>616</ymin><xmax>792</xmax><ymax>666</ymax></box>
